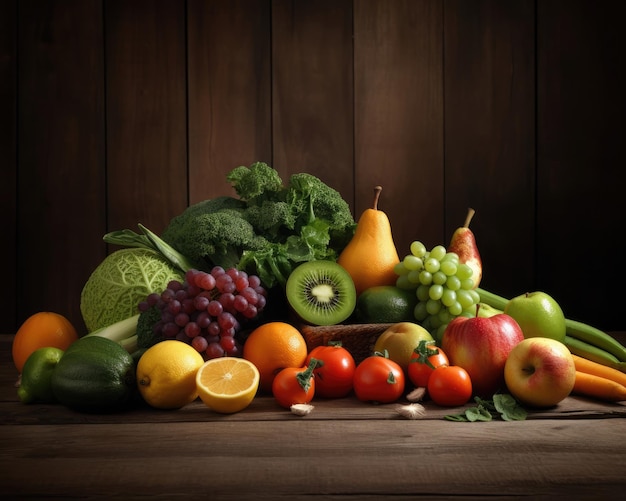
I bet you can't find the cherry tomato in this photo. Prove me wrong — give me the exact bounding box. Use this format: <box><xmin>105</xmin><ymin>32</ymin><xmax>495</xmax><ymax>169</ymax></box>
<box><xmin>407</xmin><ymin>341</ymin><xmax>449</xmax><ymax>388</ymax></box>
<box><xmin>427</xmin><ymin>365</ymin><xmax>472</xmax><ymax>407</ymax></box>
<box><xmin>353</xmin><ymin>355</ymin><xmax>405</xmax><ymax>404</ymax></box>
<box><xmin>305</xmin><ymin>344</ymin><xmax>356</xmax><ymax>398</ymax></box>
<box><xmin>272</xmin><ymin>360</ymin><xmax>316</xmax><ymax>409</ymax></box>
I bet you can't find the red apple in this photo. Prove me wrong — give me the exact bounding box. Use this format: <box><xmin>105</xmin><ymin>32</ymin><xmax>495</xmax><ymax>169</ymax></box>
<box><xmin>504</xmin><ymin>337</ymin><xmax>576</xmax><ymax>408</ymax></box>
<box><xmin>441</xmin><ymin>314</ymin><xmax>524</xmax><ymax>398</ymax></box>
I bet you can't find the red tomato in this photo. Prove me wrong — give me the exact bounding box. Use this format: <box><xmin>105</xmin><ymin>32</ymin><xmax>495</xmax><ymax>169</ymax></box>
<box><xmin>305</xmin><ymin>345</ymin><xmax>356</xmax><ymax>398</ymax></box>
<box><xmin>427</xmin><ymin>365</ymin><xmax>472</xmax><ymax>407</ymax></box>
<box><xmin>272</xmin><ymin>363</ymin><xmax>316</xmax><ymax>409</ymax></box>
<box><xmin>353</xmin><ymin>355</ymin><xmax>405</xmax><ymax>404</ymax></box>
<box><xmin>407</xmin><ymin>342</ymin><xmax>449</xmax><ymax>388</ymax></box>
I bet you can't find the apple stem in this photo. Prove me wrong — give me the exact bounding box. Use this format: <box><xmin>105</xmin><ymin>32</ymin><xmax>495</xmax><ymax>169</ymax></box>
<box><xmin>373</xmin><ymin>186</ymin><xmax>383</xmax><ymax>210</ymax></box>
<box><xmin>463</xmin><ymin>208</ymin><xmax>476</xmax><ymax>228</ymax></box>
<box><xmin>475</xmin><ymin>304</ymin><xmax>481</xmax><ymax>317</ymax></box>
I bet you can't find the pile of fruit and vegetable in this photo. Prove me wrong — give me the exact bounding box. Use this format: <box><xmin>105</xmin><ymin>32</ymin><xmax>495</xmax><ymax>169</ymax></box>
<box><xmin>11</xmin><ymin>162</ymin><xmax>626</xmax><ymax>419</ymax></box>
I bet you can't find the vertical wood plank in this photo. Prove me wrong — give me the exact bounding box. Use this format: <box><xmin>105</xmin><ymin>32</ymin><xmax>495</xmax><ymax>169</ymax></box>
<box><xmin>105</xmin><ymin>0</ymin><xmax>187</xmax><ymax>235</ymax></box>
<box><xmin>0</xmin><ymin>0</ymin><xmax>17</xmax><ymax>332</ymax></box>
<box><xmin>17</xmin><ymin>0</ymin><xmax>105</xmax><ymax>332</ymax></box>
<box><xmin>7</xmin><ymin>1</ymin><xmax>626</xmax><ymax>334</ymax></box>
<box><xmin>187</xmin><ymin>0</ymin><xmax>272</xmax><ymax>204</ymax></box>
<box><xmin>354</xmin><ymin>0</ymin><xmax>444</xmax><ymax>257</ymax></box>
<box><xmin>444</xmin><ymin>0</ymin><xmax>535</xmax><ymax>298</ymax></box>
<box><xmin>272</xmin><ymin>0</ymin><xmax>354</xmax><ymax>207</ymax></box>
<box><xmin>537</xmin><ymin>0</ymin><xmax>626</xmax><ymax>330</ymax></box>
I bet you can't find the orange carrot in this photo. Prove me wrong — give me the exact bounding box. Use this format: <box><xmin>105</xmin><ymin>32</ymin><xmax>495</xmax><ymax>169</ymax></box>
<box><xmin>572</xmin><ymin>371</ymin><xmax>626</xmax><ymax>402</ymax></box>
<box><xmin>571</xmin><ymin>354</ymin><xmax>626</xmax><ymax>388</ymax></box>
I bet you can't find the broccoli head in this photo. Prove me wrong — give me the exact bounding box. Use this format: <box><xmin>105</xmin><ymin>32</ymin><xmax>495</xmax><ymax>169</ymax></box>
<box><xmin>227</xmin><ymin>161</ymin><xmax>284</xmax><ymax>205</ymax></box>
<box><xmin>244</xmin><ymin>200</ymin><xmax>297</xmax><ymax>239</ymax></box>
<box><xmin>155</xmin><ymin>163</ymin><xmax>356</xmax><ymax>288</ymax></box>
<box><xmin>286</xmin><ymin>172</ymin><xmax>356</xmax><ymax>249</ymax></box>
<box><xmin>136</xmin><ymin>304</ymin><xmax>163</xmax><ymax>350</ymax></box>
<box><xmin>161</xmin><ymin>196</ymin><xmax>270</xmax><ymax>270</ymax></box>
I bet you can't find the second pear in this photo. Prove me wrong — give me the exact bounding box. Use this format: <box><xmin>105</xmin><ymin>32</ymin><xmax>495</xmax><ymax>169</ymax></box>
<box><xmin>337</xmin><ymin>186</ymin><xmax>400</xmax><ymax>296</ymax></box>
<box><xmin>448</xmin><ymin>207</ymin><xmax>482</xmax><ymax>289</ymax></box>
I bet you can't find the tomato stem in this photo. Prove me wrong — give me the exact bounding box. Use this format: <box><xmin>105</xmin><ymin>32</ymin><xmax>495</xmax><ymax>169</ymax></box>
<box><xmin>296</xmin><ymin>358</ymin><xmax>319</xmax><ymax>392</ymax></box>
<box><xmin>411</xmin><ymin>340</ymin><xmax>440</xmax><ymax>370</ymax></box>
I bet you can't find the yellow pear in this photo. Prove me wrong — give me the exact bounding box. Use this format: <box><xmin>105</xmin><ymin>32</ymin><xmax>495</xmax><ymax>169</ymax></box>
<box><xmin>337</xmin><ymin>186</ymin><xmax>400</xmax><ymax>296</ymax></box>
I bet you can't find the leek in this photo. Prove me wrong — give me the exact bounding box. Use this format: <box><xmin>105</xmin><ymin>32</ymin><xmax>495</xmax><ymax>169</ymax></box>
<box><xmin>84</xmin><ymin>314</ymin><xmax>140</xmax><ymax>354</ymax></box>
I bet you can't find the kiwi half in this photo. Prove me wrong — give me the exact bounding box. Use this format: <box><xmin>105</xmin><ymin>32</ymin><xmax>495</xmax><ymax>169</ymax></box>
<box><xmin>286</xmin><ymin>260</ymin><xmax>356</xmax><ymax>326</ymax></box>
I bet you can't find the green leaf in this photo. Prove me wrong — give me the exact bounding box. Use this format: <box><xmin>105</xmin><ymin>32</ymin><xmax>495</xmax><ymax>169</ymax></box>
<box><xmin>465</xmin><ymin>406</ymin><xmax>493</xmax><ymax>422</ymax></box>
<box><xmin>493</xmin><ymin>393</ymin><xmax>528</xmax><ymax>421</ymax></box>
<box><xmin>444</xmin><ymin>413</ymin><xmax>469</xmax><ymax>422</ymax></box>
<box><xmin>138</xmin><ymin>224</ymin><xmax>198</xmax><ymax>273</ymax></box>
<box><xmin>103</xmin><ymin>229</ymin><xmax>154</xmax><ymax>250</ymax></box>
<box><xmin>443</xmin><ymin>394</ymin><xmax>527</xmax><ymax>423</ymax></box>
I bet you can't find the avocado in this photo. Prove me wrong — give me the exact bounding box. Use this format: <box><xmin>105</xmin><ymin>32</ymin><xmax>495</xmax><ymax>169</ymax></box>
<box><xmin>51</xmin><ymin>336</ymin><xmax>136</xmax><ymax>412</ymax></box>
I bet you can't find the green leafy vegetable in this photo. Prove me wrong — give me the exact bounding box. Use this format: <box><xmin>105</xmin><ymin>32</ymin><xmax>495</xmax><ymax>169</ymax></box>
<box><xmin>103</xmin><ymin>224</ymin><xmax>200</xmax><ymax>273</ymax></box>
<box><xmin>136</xmin><ymin>304</ymin><xmax>164</xmax><ymax>350</ymax></box>
<box><xmin>227</xmin><ymin>162</ymin><xmax>284</xmax><ymax>204</ymax></box>
<box><xmin>444</xmin><ymin>394</ymin><xmax>528</xmax><ymax>422</ymax></box>
<box><xmin>84</xmin><ymin>314</ymin><xmax>140</xmax><ymax>354</ymax></box>
<box><xmin>154</xmin><ymin>162</ymin><xmax>356</xmax><ymax>288</ymax></box>
<box><xmin>493</xmin><ymin>393</ymin><xmax>529</xmax><ymax>421</ymax></box>
<box><xmin>80</xmin><ymin>248</ymin><xmax>184</xmax><ymax>332</ymax></box>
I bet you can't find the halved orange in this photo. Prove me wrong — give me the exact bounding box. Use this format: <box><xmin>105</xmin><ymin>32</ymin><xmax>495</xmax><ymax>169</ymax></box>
<box><xmin>196</xmin><ymin>357</ymin><xmax>260</xmax><ymax>414</ymax></box>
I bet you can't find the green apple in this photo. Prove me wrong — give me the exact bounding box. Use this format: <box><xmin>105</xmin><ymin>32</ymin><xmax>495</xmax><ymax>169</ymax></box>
<box><xmin>474</xmin><ymin>303</ymin><xmax>502</xmax><ymax>318</ymax></box>
<box><xmin>504</xmin><ymin>291</ymin><xmax>566</xmax><ymax>342</ymax></box>
<box><xmin>374</xmin><ymin>322</ymin><xmax>433</xmax><ymax>373</ymax></box>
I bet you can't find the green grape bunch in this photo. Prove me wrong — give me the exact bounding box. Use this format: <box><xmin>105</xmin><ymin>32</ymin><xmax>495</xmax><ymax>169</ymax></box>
<box><xmin>394</xmin><ymin>241</ymin><xmax>480</xmax><ymax>343</ymax></box>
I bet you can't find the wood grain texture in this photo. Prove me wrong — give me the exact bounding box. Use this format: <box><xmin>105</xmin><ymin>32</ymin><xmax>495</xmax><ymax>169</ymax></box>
<box><xmin>1</xmin><ymin>409</ymin><xmax>625</xmax><ymax>498</ymax></box>
<box><xmin>272</xmin><ymin>0</ymin><xmax>355</xmax><ymax>206</ymax></box>
<box><xmin>444</xmin><ymin>0</ymin><xmax>536</xmax><ymax>299</ymax></box>
<box><xmin>1</xmin><ymin>333</ymin><xmax>625</xmax><ymax>498</ymax></box>
<box><xmin>537</xmin><ymin>0</ymin><xmax>626</xmax><ymax>331</ymax></box>
<box><xmin>3</xmin><ymin>1</ymin><xmax>625</xmax><ymax>333</ymax></box>
<box><xmin>0</xmin><ymin>0</ymin><xmax>17</xmax><ymax>333</ymax></box>
<box><xmin>17</xmin><ymin>0</ymin><xmax>105</xmax><ymax>333</ymax></box>
<box><xmin>105</xmin><ymin>0</ymin><xmax>188</xmax><ymax>235</ymax></box>
<box><xmin>354</xmin><ymin>0</ymin><xmax>444</xmax><ymax>255</ymax></box>
<box><xmin>187</xmin><ymin>0</ymin><xmax>272</xmax><ymax>204</ymax></box>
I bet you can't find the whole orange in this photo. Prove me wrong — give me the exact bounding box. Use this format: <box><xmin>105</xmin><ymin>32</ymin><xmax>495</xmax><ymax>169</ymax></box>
<box><xmin>12</xmin><ymin>312</ymin><xmax>79</xmax><ymax>373</ymax></box>
<box><xmin>243</xmin><ymin>322</ymin><xmax>308</xmax><ymax>392</ymax></box>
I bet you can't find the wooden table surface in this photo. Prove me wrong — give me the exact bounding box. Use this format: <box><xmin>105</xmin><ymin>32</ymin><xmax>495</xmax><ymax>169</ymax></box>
<box><xmin>1</xmin><ymin>332</ymin><xmax>625</xmax><ymax>500</ymax></box>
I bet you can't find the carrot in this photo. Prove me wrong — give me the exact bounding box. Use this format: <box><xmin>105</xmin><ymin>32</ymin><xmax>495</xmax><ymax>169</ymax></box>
<box><xmin>571</xmin><ymin>354</ymin><xmax>626</xmax><ymax>388</ymax></box>
<box><xmin>572</xmin><ymin>371</ymin><xmax>626</xmax><ymax>402</ymax></box>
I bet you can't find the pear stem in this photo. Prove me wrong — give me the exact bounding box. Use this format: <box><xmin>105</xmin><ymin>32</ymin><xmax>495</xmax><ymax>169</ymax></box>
<box><xmin>463</xmin><ymin>208</ymin><xmax>476</xmax><ymax>228</ymax></box>
<box><xmin>373</xmin><ymin>186</ymin><xmax>383</xmax><ymax>210</ymax></box>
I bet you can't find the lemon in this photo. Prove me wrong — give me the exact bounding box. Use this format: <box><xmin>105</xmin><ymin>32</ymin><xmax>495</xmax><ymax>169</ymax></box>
<box><xmin>196</xmin><ymin>357</ymin><xmax>260</xmax><ymax>414</ymax></box>
<box><xmin>136</xmin><ymin>340</ymin><xmax>205</xmax><ymax>409</ymax></box>
<box><xmin>354</xmin><ymin>285</ymin><xmax>418</xmax><ymax>323</ymax></box>
<box><xmin>17</xmin><ymin>347</ymin><xmax>64</xmax><ymax>404</ymax></box>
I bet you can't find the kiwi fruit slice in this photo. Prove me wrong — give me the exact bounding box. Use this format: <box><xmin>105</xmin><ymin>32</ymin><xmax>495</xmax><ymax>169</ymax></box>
<box><xmin>286</xmin><ymin>260</ymin><xmax>356</xmax><ymax>326</ymax></box>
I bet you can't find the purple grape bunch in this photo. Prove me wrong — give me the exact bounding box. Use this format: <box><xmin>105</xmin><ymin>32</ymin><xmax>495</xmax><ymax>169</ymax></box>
<box><xmin>138</xmin><ymin>266</ymin><xmax>267</xmax><ymax>359</ymax></box>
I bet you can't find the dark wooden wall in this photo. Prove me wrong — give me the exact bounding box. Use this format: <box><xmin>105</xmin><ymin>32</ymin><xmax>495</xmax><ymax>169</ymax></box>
<box><xmin>2</xmin><ymin>0</ymin><xmax>624</xmax><ymax>335</ymax></box>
